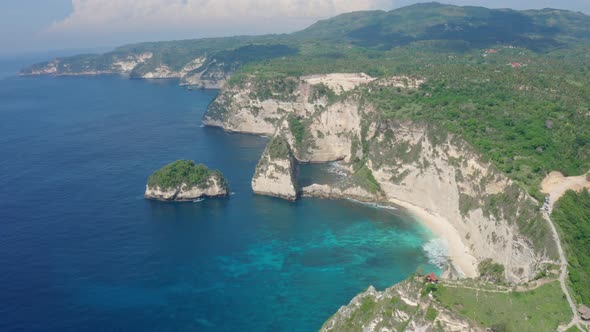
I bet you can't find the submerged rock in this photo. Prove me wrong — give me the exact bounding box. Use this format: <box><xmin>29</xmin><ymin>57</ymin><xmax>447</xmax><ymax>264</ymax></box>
<box><xmin>252</xmin><ymin>136</ymin><xmax>299</xmax><ymax>201</ymax></box>
<box><xmin>145</xmin><ymin>160</ymin><xmax>228</xmax><ymax>201</ymax></box>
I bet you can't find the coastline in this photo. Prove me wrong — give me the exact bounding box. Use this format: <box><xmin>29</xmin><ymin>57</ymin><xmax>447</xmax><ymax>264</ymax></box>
<box><xmin>388</xmin><ymin>197</ymin><xmax>478</xmax><ymax>278</ymax></box>
<box><xmin>301</xmin><ymin>184</ymin><xmax>478</xmax><ymax>279</ymax></box>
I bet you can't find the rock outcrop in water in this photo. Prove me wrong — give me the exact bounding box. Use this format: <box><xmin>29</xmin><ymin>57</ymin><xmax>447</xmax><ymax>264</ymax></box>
<box><xmin>145</xmin><ymin>160</ymin><xmax>228</xmax><ymax>201</ymax></box>
<box><xmin>203</xmin><ymin>73</ymin><xmax>558</xmax><ymax>282</ymax></box>
<box><xmin>252</xmin><ymin>136</ymin><xmax>299</xmax><ymax>201</ymax></box>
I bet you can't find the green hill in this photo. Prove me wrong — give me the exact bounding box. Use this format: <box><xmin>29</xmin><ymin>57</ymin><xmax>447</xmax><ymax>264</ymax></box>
<box><xmin>295</xmin><ymin>2</ymin><xmax>590</xmax><ymax>52</ymax></box>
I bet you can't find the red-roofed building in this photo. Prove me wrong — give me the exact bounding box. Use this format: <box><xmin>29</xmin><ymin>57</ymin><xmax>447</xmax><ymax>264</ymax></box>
<box><xmin>425</xmin><ymin>273</ymin><xmax>438</xmax><ymax>283</ymax></box>
<box><xmin>510</xmin><ymin>62</ymin><xmax>522</xmax><ymax>68</ymax></box>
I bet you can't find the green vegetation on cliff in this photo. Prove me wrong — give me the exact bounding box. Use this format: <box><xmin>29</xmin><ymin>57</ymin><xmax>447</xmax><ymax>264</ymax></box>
<box><xmin>266</xmin><ymin>136</ymin><xmax>292</xmax><ymax>160</ymax></box>
<box><xmin>287</xmin><ymin>115</ymin><xmax>305</xmax><ymax>147</ymax></box>
<box><xmin>478</xmin><ymin>259</ymin><xmax>506</xmax><ymax>283</ymax></box>
<box><xmin>436</xmin><ymin>281</ymin><xmax>572</xmax><ymax>331</ymax></box>
<box><xmin>552</xmin><ymin>189</ymin><xmax>590</xmax><ymax>306</ymax></box>
<box><xmin>353</xmin><ymin>164</ymin><xmax>381</xmax><ymax>194</ymax></box>
<box><xmin>147</xmin><ymin>160</ymin><xmax>226</xmax><ymax>190</ymax></box>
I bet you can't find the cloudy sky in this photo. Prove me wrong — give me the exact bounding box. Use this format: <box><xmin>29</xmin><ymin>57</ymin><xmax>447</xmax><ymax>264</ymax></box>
<box><xmin>1</xmin><ymin>0</ymin><xmax>589</xmax><ymax>55</ymax></box>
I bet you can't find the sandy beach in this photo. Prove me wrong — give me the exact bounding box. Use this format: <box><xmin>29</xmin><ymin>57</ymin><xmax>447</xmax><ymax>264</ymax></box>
<box><xmin>388</xmin><ymin>197</ymin><xmax>478</xmax><ymax>278</ymax></box>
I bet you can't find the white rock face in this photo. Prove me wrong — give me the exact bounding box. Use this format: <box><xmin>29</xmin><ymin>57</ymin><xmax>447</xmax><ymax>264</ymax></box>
<box><xmin>180</xmin><ymin>57</ymin><xmax>207</xmax><ymax>75</ymax></box>
<box><xmin>141</xmin><ymin>65</ymin><xmax>182</xmax><ymax>79</ymax></box>
<box><xmin>145</xmin><ymin>176</ymin><xmax>227</xmax><ymax>201</ymax></box>
<box><xmin>179</xmin><ymin>58</ymin><xmax>230</xmax><ymax>89</ymax></box>
<box><xmin>112</xmin><ymin>53</ymin><xmax>153</xmax><ymax>73</ymax></box>
<box><xmin>301</xmin><ymin>73</ymin><xmax>376</xmax><ymax>94</ymax></box>
<box><xmin>251</xmin><ymin>137</ymin><xmax>298</xmax><ymax>201</ymax></box>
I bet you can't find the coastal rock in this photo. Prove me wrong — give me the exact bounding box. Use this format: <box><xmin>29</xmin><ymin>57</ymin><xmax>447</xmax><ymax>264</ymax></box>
<box><xmin>301</xmin><ymin>183</ymin><xmax>376</xmax><ymax>202</ymax></box>
<box><xmin>251</xmin><ymin>136</ymin><xmax>299</xmax><ymax>201</ymax></box>
<box><xmin>144</xmin><ymin>160</ymin><xmax>228</xmax><ymax>201</ymax></box>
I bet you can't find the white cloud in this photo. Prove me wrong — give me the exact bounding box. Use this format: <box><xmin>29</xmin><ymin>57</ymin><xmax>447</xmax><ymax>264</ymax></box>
<box><xmin>47</xmin><ymin>0</ymin><xmax>394</xmax><ymax>34</ymax></box>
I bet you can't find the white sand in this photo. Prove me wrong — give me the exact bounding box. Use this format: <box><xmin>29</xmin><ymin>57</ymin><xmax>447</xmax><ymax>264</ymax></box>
<box><xmin>388</xmin><ymin>197</ymin><xmax>478</xmax><ymax>278</ymax></box>
<box><xmin>541</xmin><ymin>171</ymin><xmax>590</xmax><ymax>211</ymax></box>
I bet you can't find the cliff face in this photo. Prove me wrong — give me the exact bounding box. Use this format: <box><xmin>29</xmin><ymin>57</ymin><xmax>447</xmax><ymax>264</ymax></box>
<box><xmin>204</xmin><ymin>73</ymin><xmax>558</xmax><ymax>282</ymax></box>
<box><xmin>321</xmin><ymin>277</ymin><xmax>475</xmax><ymax>332</ymax></box>
<box><xmin>252</xmin><ymin>136</ymin><xmax>299</xmax><ymax>201</ymax></box>
<box><xmin>204</xmin><ymin>74</ymin><xmax>426</xmax><ymax>163</ymax></box>
<box><xmin>365</xmin><ymin>121</ymin><xmax>555</xmax><ymax>282</ymax></box>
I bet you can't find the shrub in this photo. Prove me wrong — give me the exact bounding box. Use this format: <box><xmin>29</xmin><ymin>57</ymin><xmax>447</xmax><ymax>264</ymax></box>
<box><xmin>478</xmin><ymin>259</ymin><xmax>505</xmax><ymax>283</ymax></box>
<box><xmin>425</xmin><ymin>307</ymin><xmax>438</xmax><ymax>321</ymax></box>
<box><xmin>288</xmin><ymin>115</ymin><xmax>305</xmax><ymax>147</ymax></box>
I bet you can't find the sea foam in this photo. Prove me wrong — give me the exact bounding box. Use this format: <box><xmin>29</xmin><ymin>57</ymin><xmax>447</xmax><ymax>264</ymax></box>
<box><xmin>423</xmin><ymin>238</ymin><xmax>450</xmax><ymax>269</ymax></box>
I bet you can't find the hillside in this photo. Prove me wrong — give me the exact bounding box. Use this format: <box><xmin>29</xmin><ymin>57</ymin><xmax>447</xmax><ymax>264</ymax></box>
<box><xmin>295</xmin><ymin>2</ymin><xmax>590</xmax><ymax>52</ymax></box>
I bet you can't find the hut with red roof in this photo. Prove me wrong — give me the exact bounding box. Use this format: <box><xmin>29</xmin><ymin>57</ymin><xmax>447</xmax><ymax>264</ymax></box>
<box><xmin>425</xmin><ymin>273</ymin><xmax>438</xmax><ymax>283</ymax></box>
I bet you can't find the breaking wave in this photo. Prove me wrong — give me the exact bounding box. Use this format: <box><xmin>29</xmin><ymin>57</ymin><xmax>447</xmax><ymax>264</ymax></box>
<box><xmin>326</xmin><ymin>162</ymin><xmax>348</xmax><ymax>177</ymax></box>
<box><xmin>423</xmin><ymin>238</ymin><xmax>450</xmax><ymax>269</ymax></box>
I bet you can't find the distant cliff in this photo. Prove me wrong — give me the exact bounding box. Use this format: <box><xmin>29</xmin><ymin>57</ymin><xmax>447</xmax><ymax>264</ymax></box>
<box><xmin>145</xmin><ymin>160</ymin><xmax>228</xmax><ymax>201</ymax></box>
<box><xmin>20</xmin><ymin>42</ymin><xmax>298</xmax><ymax>89</ymax></box>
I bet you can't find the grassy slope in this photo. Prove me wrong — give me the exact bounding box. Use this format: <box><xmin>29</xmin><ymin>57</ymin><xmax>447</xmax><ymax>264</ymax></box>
<box><xmin>436</xmin><ymin>281</ymin><xmax>572</xmax><ymax>331</ymax></box>
<box><xmin>552</xmin><ymin>189</ymin><xmax>590</xmax><ymax>306</ymax></box>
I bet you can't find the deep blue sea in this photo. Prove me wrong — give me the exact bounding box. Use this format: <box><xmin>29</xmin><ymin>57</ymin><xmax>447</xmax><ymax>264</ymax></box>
<box><xmin>0</xmin><ymin>58</ymin><xmax>439</xmax><ymax>331</ymax></box>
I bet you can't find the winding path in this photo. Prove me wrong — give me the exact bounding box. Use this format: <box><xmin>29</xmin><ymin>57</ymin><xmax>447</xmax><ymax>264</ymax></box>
<box><xmin>542</xmin><ymin>212</ymin><xmax>582</xmax><ymax>331</ymax></box>
<box><xmin>540</xmin><ymin>171</ymin><xmax>590</xmax><ymax>331</ymax></box>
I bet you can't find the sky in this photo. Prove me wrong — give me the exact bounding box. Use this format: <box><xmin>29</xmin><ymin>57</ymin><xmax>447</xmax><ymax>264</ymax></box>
<box><xmin>1</xmin><ymin>0</ymin><xmax>589</xmax><ymax>55</ymax></box>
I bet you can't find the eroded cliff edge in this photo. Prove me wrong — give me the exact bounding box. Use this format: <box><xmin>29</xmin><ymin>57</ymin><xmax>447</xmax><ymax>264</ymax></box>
<box><xmin>145</xmin><ymin>160</ymin><xmax>228</xmax><ymax>201</ymax></box>
<box><xmin>203</xmin><ymin>73</ymin><xmax>558</xmax><ymax>283</ymax></box>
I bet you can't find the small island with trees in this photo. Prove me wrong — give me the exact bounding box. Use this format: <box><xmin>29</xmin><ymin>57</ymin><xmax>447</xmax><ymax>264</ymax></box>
<box><xmin>145</xmin><ymin>160</ymin><xmax>228</xmax><ymax>201</ymax></box>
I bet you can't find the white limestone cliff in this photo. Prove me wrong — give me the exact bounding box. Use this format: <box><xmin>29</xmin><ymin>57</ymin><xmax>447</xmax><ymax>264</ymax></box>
<box><xmin>251</xmin><ymin>136</ymin><xmax>299</xmax><ymax>201</ymax></box>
